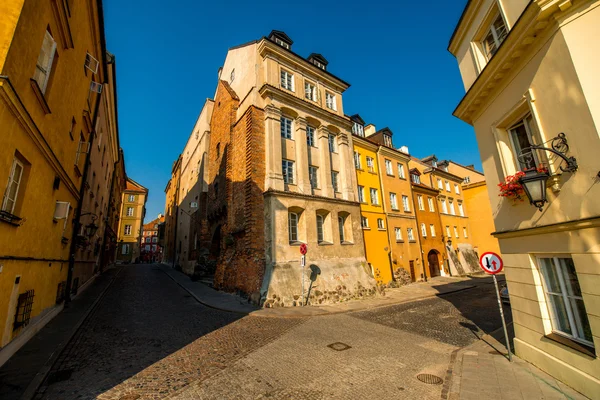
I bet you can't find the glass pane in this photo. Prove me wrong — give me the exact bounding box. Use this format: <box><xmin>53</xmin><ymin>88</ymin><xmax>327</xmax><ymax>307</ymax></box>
<box><xmin>558</xmin><ymin>258</ymin><xmax>582</xmax><ymax>297</ymax></box>
<box><xmin>13</xmin><ymin>163</ymin><xmax>23</xmax><ymax>184</ymax></box>
<box><xmin>570</xmin><ymin>298</ymin><xmax>593</xmax><ymax>343</ymax></box>
<box><xmin>548</xmin><ymin>293</ymin><xmax>572</xmax><ymax>335</ymax></box>
<box><xmin>7</xmin><ymin>181</ymin><xmax>18</xmax><ymax>201</ymax></box>
<box><xmin>510</xmin><ymin>122</ymin><xmax>535</xmax><ymax>170</ymax></box>
<box><xmin>539</xmin><ymin>258</ymin><xmax>562</xmax><ymax>293</ymax></box>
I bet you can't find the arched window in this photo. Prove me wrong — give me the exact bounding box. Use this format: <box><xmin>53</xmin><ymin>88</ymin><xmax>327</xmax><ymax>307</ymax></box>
<box><xmin>289</xmin><ymin>212</ymin><xmax>299</xmax><ymax>242</ymax></box>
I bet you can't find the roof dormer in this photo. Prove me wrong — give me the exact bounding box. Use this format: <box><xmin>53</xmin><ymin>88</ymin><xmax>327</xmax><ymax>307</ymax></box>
<box><xmin>268</xmin><ymin>30</ymin><xmax>293</xmax><ymax>50</ymax></box>
<box><xmin>421</xmin><ymin>155</ymin><xmax>438</xmax><ymax>168</ymax></box>
<box><xmin>350</xmin><ymin>114</ymin><xmax>365</xmax><ymax>137</ymax></box>
<box><xmin>307</xmin><ymin>53</ymin><xmax>328</xmax><ymax>70</ymax></box>
<box><xmin>377</xmin><ymin>127</ymin><xmax>393</xmax><ymax>148</ymax></box>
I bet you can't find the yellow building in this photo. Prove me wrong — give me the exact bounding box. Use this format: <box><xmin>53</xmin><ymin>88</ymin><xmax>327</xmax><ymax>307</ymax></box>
<box><xmin>450</xmin><ymin>0</ymin><xmax>600</xmax><ymax>397</ymax></box>
<box><xmin>352</xmin><ymin>127</ymin><xmax>392</xmax><ymax>283</ymax></box>
<box><xmin>0</xmin><ymin>0</ymin><xmax>107</xmax><ymax>364</ymax></box>
<box><xmin>117</xmin><ymin>178</ymin><xmax>148</xmax><ymax>264</ymax></box>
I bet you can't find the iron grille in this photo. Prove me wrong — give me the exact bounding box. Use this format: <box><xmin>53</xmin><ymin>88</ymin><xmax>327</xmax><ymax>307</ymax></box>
<box><xmin>56</xmin><ymin>281</ymin><xmax>66</xmax><ymax>304</ymax></box>
<box><xmin>13</xmin><ymin>289</ymin><xmax>34</xmax><ymax>330</ymax></box>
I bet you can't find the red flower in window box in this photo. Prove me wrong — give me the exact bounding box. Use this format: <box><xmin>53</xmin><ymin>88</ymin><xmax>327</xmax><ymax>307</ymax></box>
<box><xmin>498</xmin><ymin>165</ymin><xmax>548</xmax><ymax>202</ymax></box>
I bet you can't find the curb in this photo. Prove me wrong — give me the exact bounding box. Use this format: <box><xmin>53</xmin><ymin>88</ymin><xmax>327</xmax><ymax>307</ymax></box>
<box><xmin>21</xmin><ymin>267</ymin><xmax>123</xmax><ymax>400</ymax></box>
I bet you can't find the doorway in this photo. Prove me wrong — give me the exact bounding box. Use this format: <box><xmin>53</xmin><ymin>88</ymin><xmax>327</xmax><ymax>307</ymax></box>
<box><xmin>428</xmin><ymin>250</ymin><xmax>441</xmax><ymax>278</ymax></box>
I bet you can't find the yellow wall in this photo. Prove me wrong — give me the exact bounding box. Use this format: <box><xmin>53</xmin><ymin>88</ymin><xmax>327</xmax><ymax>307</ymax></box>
<box><xmin>353</xmin><ymin>138</ymin><xmax>392</xmax><ymax>283</ymax></box>
<box><xmin>117</xmin><ymin>190</ymin><xmax>146</xmax><ymax>262</ymax></box>
<box><xmin>463</xmin><ymin>182</ymin><xmax>501</xmax><ymax>255</ymax></box>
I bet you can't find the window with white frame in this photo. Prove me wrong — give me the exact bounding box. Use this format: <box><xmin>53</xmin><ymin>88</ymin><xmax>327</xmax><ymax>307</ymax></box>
<box><xmin>430</xmin><ymin>224</ymin><xmax>436</xmax><ymax>237</ymax></box>
<box><xmin>407</xmin><ymin>228</ymin><xmax>415</xmax><ymax>241</ymax></box>
<box><xmin>508</xmin><ymin>114</ymin><xmax>542</xmax><ymax>171</ymax></box>
<box><xmin>445</xmin><ymin>181</ymin><xmax>451</xmax><ymax>192</ymax></box>
<box><xmin>331</xmin><ymin>171</ymin><xmax>339</xmax><ymax>192</ymax></box>
<box><xmin>152</xmin><ymin>237</ymin><xmax>158</xmax><ymax>243</ymax></box>
<box><xmin>306</xmin><ymin>126</ymin><xmax>316</xmax><ymax>147</ymax></box>
<box><xmin>454</xmin><ymin>226</ymin><xmax>459</xmax><ymax>238</ymax></box>
<box><xmin>2</xmin><ymin>157</ymin><xmax>25</xmax><ymax>214</ymax></box>
<box><xmin>280</xmin><ymin>116</ymin><xmax>293</xmax><ymax>139</ymax></box>
<box><xmin>280</xmin><ymin>69</ymin><xmax>294</xmax><ymax>91</ymax></box>
<box><xmin>463</xmin><ymin>227</ymin><xmax>468</xmax><ymax>238</ymax></box>
<box><xmin>152</xmin><ymin>244</ymin><xmax>157</xmax><ymax>251</ymax></box>
<box><xmin>449</xmin><ymin>200</ymin><xmax>455</xmax><ymax>215</ymax></box>
<box><xmin>455</xmin><ymin>183</ymin><xmax>460</xmax><ymax>194</ymax></box>
<box><xmin>370</xmin><ymin>188</ymin><xmax>379</xmax><ymax>205</ymax></box>
<box><xmin>458</xmin><ymin>202</ymin><xmax>465</xmax><ymax>216</ymax></box>
<box><xmin>390</xmin><ymin>193</ymin><xmax>398</xmax><ymax>210</ymax></box>
<box><xmin>352</xmin><ymin>122</ymin><xmax>364</xmax><ymax>137</ymax></box>
<box><xmin>366</xmin><ymin>157</ymin><xmax>374</xmax><ymax>172</ymax></box>
<box><xmin>145</xmin><ymin>244</ymin><xmax>151</xmax><ymax>251</ymax></box>
<box><xmin>446</xmin><ymin>226</ymin><xmax>451</xmax><ymax>237</ymax></box>
<box><xmin>481</xmin><ymin>13</ymin><xmax>508</xmax><ymax>60</ymax></box>
<box><xmin>385</xmin><ymin>159</ymin><xmax>393</xmax><ymax>176</ymax></box>
<box><xmin>358</xmin><ymin>185</ymin><xmax>365</xmax><ymax>203</ymax></box>
<box><xmin>325</xmin><ymin>92</ymin><xmax>337</xmax><ymax>111</ymax></box>
<box><xmin>33</xmin><ymin>30</ymin><xmax>57</xmax><ymax>94</ymax></box>
<box><xmin>538</xmin><ymin>257</ymin><xmax>593</xmax><ymax>346</ymax></box>
<box><xmin>411</xmin><ymin>173</ymin><xmax>420</xmax><ymax>184</ymax></box>
<box><xmin>126</xmin><ymin>207</ymin><xmax>134</xmax><ymax>217</ymax></box>
<box><xmin>397</xmin><ymin>163</ymin><xmax>406</xmax><ymax>179</ymax></box>
<box><xmin>338</xmin><ymin>215</ymin><xmax>346</xmax><ymax>242</ymax></box>
<box><xmin>441</xmin><ymin>198</ymin><xmax>448</xmax><ymax>214</ymax></box>
<box><xmin>417</xmin><ymin>195</ymin><xmax>424</xmax><ymax>210</ymax></box>
<box><xmin>402</xmin><ymin>195</ymin><xmax>410</xmax><ymax>212</ymax></box>
<box><xmin>124</xmin><ymin>225</ymin><xmax>132</xmax><ymax>235</ymax></box>
<box><xmin>361</xmin><ymin>216</ymin><xmax>369</xmax><ymax>228</ymax></box>
<box><xmin>377</xmin><ymin>218</ymin><xmax>385</xmax><ymax>230</ymax></box>
<box><xmin>309</xmin><ymin>166</ymin><xmax>318</xmax><ymax>189</ymax></box>
<box><xmin>383</xmin><ymin>135</ymin><xmax>392</xmax><ymax>147</ymax></box>
<box><xmin>395</xmin><ymin>227</ymin><xmax>403</xmax><ymax>242</ymax></box>
<box><xmin>282</xmin><ymin>159</ymin><xmax>294</xmax><ymax>184</ymax></box>
<box><xmin>463</xmin><ymin>176</ymin><xmax>471</xmax><ymax>184</ymax></box>
<box><xmin>122</xmin><ymin>244</ymin><xmax>130</xmax><ymax>255</ymax></box>
<box><xmin>428</xmin><ymin>197</ymin><xmax>435</xmax><ymax>212</ymax></box>
<box><xmin>354</xmin><ymin>152</ymin><xmax>362</xmax><ymax>169</ymax></box>
<box><xmin>316</xmin><ymin>214</ymin><xmax>325</xmax><ymax>243</ymax></box>
<box><xmin>288</xmin><ymin>212</ymin><xmax>299</xmax><ymax>242</ymax></box>
<box><xmin>275</xmin><ymin>37</ymin><xmax>290</xmax><ymax>49</ymax></box>
<box><xmin>421</xmin><ymin>223</ymin><xmax>427</xmax><ymax>237</ymax></box>
<box><xmin>304</xmin><ymin>81</ymin><xmax>317</xmax><ymax>101</ymax></box>
<box><xmin>437</xmin><ymin>178</ymin><xmax>443</xmax><ymax>190</ymax></box>
<box><xmin>328</xmin><ymin>134</ymin><xmax>336</xmax><ymax>152</ymax></box>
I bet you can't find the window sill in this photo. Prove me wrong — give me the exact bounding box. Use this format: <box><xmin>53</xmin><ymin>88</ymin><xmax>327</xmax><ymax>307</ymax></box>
<box><xmin>0</xmin><ymin>211</ymin><xmax>22</xmax><ymax>226</ymax></box>
<box><xmin>368</xmin><ymin>171</ymin><xmax>378</xmax><ymax>175</ymax></box>
<box><xmin>396</xmin><ymin>240</ymin><xmax>404</xmax><ymax>243</ymax></box>
<box><xmin>362</xmin><ymin>227</ymin><xmax>371</xmax><ymax>230</ymax></box>
<box><xmin>289</xmin><ymin>241</ymin><xmax>306</xmax><ymax>246</ymax></box>
<box><xmin>403</xmin><ymin>210</ymin><xmax>411</xmax><ymax>214</ymax></box>
<box><xmin>377</xmin><ymin>228</ymin><xmax>386</xmax><ymax>231</ymax></box>
<box><xmin>386</xmin><ymin>174</ymin><xmax>394</xmax><ymax>177</ymax></box>
<box><xmin>340</xmin><ymin>241</ymin><xmax>354</xmax><ymax>245</ymax></box>
<box><xmin>30</xmin><ymin>79</ymin><xmax>51</xmax><ymax>114</ymax></box>
<box><xmin>318</xmin><ymin>241</ymin><xmax>333</xmax><ymax>246</ymax></box>
<box><xmin>409</xmin><ymin>240</ymin><xmax>417</xmax><ymax>243</ymax></box>
<box><xmin>544</xmin><ymin>332</ymin><xmax>596</xmax><ymax>358</ymax></box>
<box><xmin>391</xmin><ymin>208</ymin><xmax>399</xmax><ymax>212</ymax></box>
<box><xmin>399</xmin><ymin>177</ymin><xmax>407</xmax><ymax>180</ymax></box>
<box><xmin>371</xmin><ymin>204</ymin><xmax>381</xmax><ymax>207</ymax></box>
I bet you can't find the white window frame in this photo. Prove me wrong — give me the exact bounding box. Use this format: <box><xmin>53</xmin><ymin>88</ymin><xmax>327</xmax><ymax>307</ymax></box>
<box><xmin>481</xmin><ymin>13</ymin><xmax>508</xmax><ymax>60</ymax></box>
<box><xmin>309</xmin><ymin>166</ymin><xmax>318</xmax><ymax>189</ymax></box>
<box><xmin>306</xmin><ymin>125</ymin><xmax>315</xmax><ymax>147</ymax></box>
<box><xmin>128</xmin><ymin>194</ymin><xmax>135</xmax><ymax>202</ymax></box>
<box><xmin>288</xmin><ymin>212</ymin><xmax>299</xmax><ymax>242</ymax></box>
<box><xmin>428</xmin><ymin>197</ymin><xmax>435</xmax><ymax>212</ymax></box>
<box><xmin>126</xmin><ymin>207</ymin><xmax>134</xmax><ymax>217</ymax></box>
<box><xmin>122</xmin><ymin>244</ymin><xmax>130</xmax><ymax>255</ymax></box>
<box><xmin>354</xmin><ymin>152</ymin><xmax>362</xmax><ymax>169</ymax></box>
<box><xmin>407</xmin><ymin>228</ymin><xmax>415</xmax><ymax>241</ymax></box>
<box><xmin>366</xmin><ymin>157</ymin><xmax>374</xmax><ymax>172</ymax></box>
<box><xmin>417</xmin><ymin>195</ymin><xmax>424</xmax><ymax>211</ymax></box>
<box><xmin>385</xmin><ymin>159</ymin><xmax>393</xmax><ymax>175</ymax></box>
<box><xmin>445</xmin><ymin>181</ymin><xmax>451</xmax><ymax>192</ymax></box>
<box><xmin>411</xmin><ymin>174</ymin><xmax>420</xmax><ymax>184</ymax></box>
<box><xmin>328</xmin><ymin>134</ymin><xmax>336</xmax><ymax>153</ymax></box>
<box><xmin>361</xmin><ymin>216</ymin><xmax>369</xmax><ymax>229</ymax></box>
<box><xmin>397</xmin><ymin>163</ymin><xmax>405</xmax><ymax>179</ymax></box>
<box><xmin>508</xmin><ymin>113</ymin><xmax>542</xmax><ymax>172</ymax></box>
<box><xmin>463</xmin><ymin>227</ymin><xmax>468</xmax><ymax>238</ymax></box>
<box><xmin>437</xmin><ymin>178</ymin><xmax>443</xmax><ymax>190</ymax></box>
<box><xmin>449</xmin><ymin>200</ymin><xmax>456</xmax><ymax>215</ymax></box>
<box><xmin>124</xmin><ymin>225</ymin><xmax>132</xmax><ymax>235</ymax></box>
<box><xmin>441</xmin><ymin>198</ymin><xmax>448</xmax><ymax>214</ymax></box>
<box><xmin>430</xmin><ymin>224</ymin><xmax>436</xmax><ymax>237</ymax></box>
<box><xmin>383</xmin><ymin>135</ymin><xmax>392</xmax><ymax>147</ymax></box>
<box><xmin>370</xmin><ymin>188</ymin><xmax>379</xmax><ymax>205</ymax></box>
<box><xmin>280</xmin><ymin>69</ymin><xmax>294</xmax><ymax>91</ymax></box>
<box><xmin>402</xmin><ymin>195</ymin><xmax>410</xmax><ymax>212</ymax></box>
<box><xmin>421</xmin><ymin>223</ymin><xmax>427</xmax><ymax>238</ymax></box>
<box><xmin>458</xmin><ymin>202</ymin><xmax>465</xmax><ymax>217</ymax></box>
<box><xmin>377</xmin><ymin>218</ymin><xmax>385</xmax><ymax>230</ymax></box>
<box><xmin>2</xmin><ymin>158</ymin><xmax>24</xmax><ymax>214</ymax></box>
<box><xmin>280</xmin><ymin>116</ymin><xmax>293</xmax><ymax>139</ymax></box>
<box><xmin>446</xmin><ymin>226</ymin><xmax>451</xmax><ymax>237</ymax></box>
<box><xmin>275</xmin><ymin>37</ymin><xmax>290</xmax><ymax>49</ymax></box>
<box><xmin>454</xmin><ymin>226</ymin><xmax>459</xmax><ymax>238</ymax></box>
<box><xmin>325</xmin><ymin>92</ymin><xmax>337</xmax><ymax>111</ymax></box>
<box><xmin>455</xmin><ymin>183</ymin><xmax>460</xmax><ymax>194</ymax></box>
<box><xmin>395</xmin><ymin>227</ymin><xmax>403</xmax><ymax>242</ymax></box>
<box><xmin>352</xmin><ymin>123</ymin><xmax>364</xmax><ymax>137</ymax></box>
<box><xmin>304</xmin><ymin>81</ymin><xmax>317</xmax><ymax>101</ymax></box>
<box><xmin>282</xmin><ymin>159</ymin><xmax>295</xmax><ymax>184</ymax></box>
<box><xmin>33</xmin><ymin>30</ymin><xmax>57</xmax><ymax>94</ymax></box>
<box><xmin>358</xmin><ymin>185</ymin><xmax>365</xmax><ymax>203</ymax></box>
<box><xmin>390</xmin><ymin>193</ymin><xmax>398</xmax><ymax>210</ymax></box>
<box><xmin>316</xmin><ymin>214</ymin><xmax>325</xmax><ymax>243</ymax></box>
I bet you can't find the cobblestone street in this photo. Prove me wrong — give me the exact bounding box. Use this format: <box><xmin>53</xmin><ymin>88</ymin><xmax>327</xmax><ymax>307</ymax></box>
<box><xmin>24</xmin><ymin>265</ymin><xmax>513</xmax><ymax>399</ymax></box>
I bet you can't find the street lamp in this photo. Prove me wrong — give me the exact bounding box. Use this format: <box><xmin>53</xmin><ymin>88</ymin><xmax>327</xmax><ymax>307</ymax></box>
<box><xmin>84</xmin><ymin>221</ymin><xmax>99</xmax><ymax>237</ymax></box>
<box><xmin>518</xmin><ymin>169</ymin><xmax>550</xmax><ymax>211</ymax></box>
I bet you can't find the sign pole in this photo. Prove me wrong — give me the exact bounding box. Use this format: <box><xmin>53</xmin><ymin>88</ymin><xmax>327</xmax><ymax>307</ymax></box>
<box><xmin>493</xmin><ymin>274</ymin><xmax>512</xmax><ymax>362</ymax></box>
<box><xmin>301</xmin><ymin>254</ymin><xmax>305</xmax><ymax>306</ymax></box>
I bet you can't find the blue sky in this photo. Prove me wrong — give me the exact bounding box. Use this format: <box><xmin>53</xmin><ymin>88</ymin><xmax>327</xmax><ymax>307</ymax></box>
<box><xmin>103</xmin><ymin>0</ymin><xmax>474</xmax><ymax>222</ymax></box>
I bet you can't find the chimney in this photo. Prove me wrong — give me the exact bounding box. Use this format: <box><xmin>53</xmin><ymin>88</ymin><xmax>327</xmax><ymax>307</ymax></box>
<box><xmin>364</xmin><ymin>124</ymin><xmax>377</xmax><ymax>137</ymax></box>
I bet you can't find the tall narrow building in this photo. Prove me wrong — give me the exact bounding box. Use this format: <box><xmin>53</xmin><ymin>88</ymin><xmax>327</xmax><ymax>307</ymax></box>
<box><xmin>116</xmin><ymin>178</ymin><xmax>147</xmax><ymax>264</ymax></box>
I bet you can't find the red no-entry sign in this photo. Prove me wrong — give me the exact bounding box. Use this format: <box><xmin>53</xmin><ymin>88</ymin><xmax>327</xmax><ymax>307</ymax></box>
<box><xmin>479</xmin><ymin>252</ymin><xmax>503</xmax><ymax>274</ymax></box>
<box><xmin>300</xmin><ymin>243</ymin><xmax>307</xmax><ymax>255</ymax></box>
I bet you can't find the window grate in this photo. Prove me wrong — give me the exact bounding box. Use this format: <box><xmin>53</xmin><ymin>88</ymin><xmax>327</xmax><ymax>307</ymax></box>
<box><xmin>14</xmin><ymin>289</ymin><xmax>35</xmax><ymax>331</ymax></box>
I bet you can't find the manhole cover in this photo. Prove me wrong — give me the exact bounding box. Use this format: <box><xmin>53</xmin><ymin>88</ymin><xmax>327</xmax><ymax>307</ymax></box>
<box><xmin>416</xmin><ymin>373</ymin><xmax>443</xmax><ymax>385</ymax></box>
<box><xmin>327</xmin><ymin>342</ymin><xmax>352</xmax><ymax>351</ymax></box>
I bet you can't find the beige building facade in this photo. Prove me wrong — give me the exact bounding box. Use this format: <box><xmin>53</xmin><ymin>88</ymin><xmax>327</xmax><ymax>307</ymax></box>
<box><xmin>450</xmin><ymin>0</ymin><xmax>600</xmax><ymax>397</ymax></box>
<box><xmin>116</xmin><ymin>178</ymin><xmax>147</xmax><ymax>263</ymax></box>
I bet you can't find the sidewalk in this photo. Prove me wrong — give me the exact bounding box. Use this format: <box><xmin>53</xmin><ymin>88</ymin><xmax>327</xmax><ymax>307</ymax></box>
<box><xmin>445</xmin><ymin>324</ymin><xmax>588</xmax><ymax>400</ymax></box>
<box><xmin>0</xmin><ymin>267</ymin><xmax>120</xmax><ymax>400</ymax></box>
<box><xmin>159</xmin><ymin>263</ymin><xmax>504</xmax><ymax>317</ymax></box>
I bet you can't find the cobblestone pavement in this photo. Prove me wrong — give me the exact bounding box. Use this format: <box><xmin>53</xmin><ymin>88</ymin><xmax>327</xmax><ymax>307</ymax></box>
<box><xmin>32</xmin><ymin>265</ymin><xmax>516</xmax><ymax>399</ymax></box>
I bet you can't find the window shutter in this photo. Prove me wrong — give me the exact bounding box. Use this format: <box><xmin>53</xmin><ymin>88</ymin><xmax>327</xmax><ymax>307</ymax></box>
<box><xmin>34</xmin><ymin>31</ymin><xmax>57</xmax><ymax>92</ymax></box>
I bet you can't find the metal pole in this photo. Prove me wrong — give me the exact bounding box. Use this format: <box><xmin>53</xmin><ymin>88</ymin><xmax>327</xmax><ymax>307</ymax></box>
<box><xmin>301</xmin><ymin>255</ymin><xmax>305</xmax><ymax>307</ymax></box>
<box><xmin>493</xmin><ymin>274</ymin><xmax>512</xmax><ymax>361</ymax></box>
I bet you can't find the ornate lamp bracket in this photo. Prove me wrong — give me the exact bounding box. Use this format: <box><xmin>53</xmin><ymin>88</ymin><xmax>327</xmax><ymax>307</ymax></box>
<box><xmin>518</xmin><ymin>133</ymin><xmax>578</xmax><ymax>173</ymax></box>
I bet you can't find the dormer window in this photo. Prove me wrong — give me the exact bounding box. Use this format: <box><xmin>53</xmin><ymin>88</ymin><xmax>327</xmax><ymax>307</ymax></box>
<box><xmin>432</xmin><ymin>160</ymin><xmax>438</xmax><ymax>168</ymax></box>
<box><xmin>411</xmin><ymin>174</ymin><xmax>421</xmax><ymax>184</ymax></box>
<box><xmin>482</xmin><ymin>14</ymin><xmax>507</xmax><ymax>60</ymax></box>
<box><xmin>352</xmin><ymin>122</ymin><xmax>364</xmax><ymax>137</ymax></box>
<box><xmin>307</xmin><ymin>53</ymin><xmax>328</xmax><ymax>71</ymax></box>
<box><xmin>383</xmin><ymin>135</ymin><xmax>392</xmax><ymax>147</ymax></box>
<box><xmin>275</xmin><ymin>38</ymin><xmax>289</xmax><ymax>49</ymax></box>
<box><xmin>313</xmin><ymin>60</ymin><xmax>325</xmax><ymax>70</ymax></box>
<box><xmin>269</xmin><ymin>30</ymin><xmax>293</xmax><ymax>50</ymax></box>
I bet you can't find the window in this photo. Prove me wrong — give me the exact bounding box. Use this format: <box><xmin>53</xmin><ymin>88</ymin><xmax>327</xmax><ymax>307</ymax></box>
<box><xmin>152</xmin><ymin>244</ymin><xmax>157</xmax><ymax>251</ymax></box>
<box><xmin>338</xmin><ymin>216</ymin><xmax>346</xmax><ymax>242</ymax></box>
<box><xmin>33</xmin><ymin>30</ymin><xmax>57</xmax><ymax>93</ymax></box>
<box><xmin>361</xmin><ymin>216</ymin><xmax>369</xmax><ymax>228</ymax></box>
<box><xmin>146</xmin><ymin>237</ymin><xmax>151</xmax><ymax>243</ymax></box>
<box><xmin>122</xmin><ymin>244</ymin><xmax>130</xmax><ymax>255</ymax></box>
<box><xmin>331</xmin><ymin>171</ymin><xmax>339</xmax><ymax>192</ymax></box>
<box><xmin>482</xmin><ymin>14</ymin><xmax>508</xmax><ymax>60</ymax></box>
<box><xmin>2</xmin><ymin>158</ymin><xmax>25</xmax><ymax>214</ymax></box>
<box><xmin>124</xmin><ymin>225</ymin><xmax>132</xmax><ymax>235</ymax></box>
<box><xmin>377</xmin><ymin>218</ymin><xmax>385</xmax><ymax>230</ymax></box>
<box><xmin>288</xmin><ymin>212</ymin><xmax>299</xmax><ymax>242</ymax></box>
<box><xmin>275</xmin><ymin>37</ymin><xmax>290</xmax><ymax>49</ymax></box>
<box><xmin>145</xmin><ymin>244</ymin><xmax>150</xmax><ymax>251</ymax></box>
<box><xmin>402</xmin><ymin>195</ymin><xmax>410</xmax><ymax>212</ymax></box>
<box><xmin>352</xmin><ymin>123</ymin><xmax>364</xmax><ymax>137</ymax></box>
<box><xmin>463</xmin><ymin>227</ymin><xmax>468</xmax><ymax>238</ymax></box>
<box><xmin>316</xmin><ymin>214</ymin><xmax>324</xmax><ymax>243</ymax></box>
<box><xmin>390</xmin><ymin>193</ymin><xmax>398</xmax><ymax>210</ymax></box>
<box><xmin>370</xmin><ymin>188</ymin><xmax>379</xmax><ymax>205</ymax></box>
<box><xmin>437</xmin><ymin>178</ymin><xmax>443</xmax><ymax>190</ymax></box>
<box><xmin>538</xmin><ymin>257</ymin><xmax>593</xmax><ymax>346</ymax></box>
<box><xmin>449</xmin><ymin>200</ymin><xmax>455</xmax><ymax>215</ymax></box>
<box><xmin>454</xmin><ymin>226</ymin><xmax>459</xmax><ymax>238</ymax></box>
<box><xmin>126</xmin><ymin>207</ymin><xmax>134</xmax><ymax>217</ymax></box>
<box><xmin>463</xmin><ymin>176</ymin><xmax>471</xmax><ymax>184</ymax></box>
<box><xmin>421</xmin><ymin>223</ymin><xmax>427</xmax><ymax>237</ymax></box>
<box><xmin>385</xmin><ymin>159</ymin><xmax>393</xmax><ymax>175</ymax></box>
<box><xmin>428</xmin><ymin>197</ymin><xmax>435</xmax><ymax>212</ymax></box>
<box><xmin>354</xmin><ymin>152</ymin><xmax>362</xmax><ymax>169</ymax></box>
<box><xmin>305</xmin><ymin>81</ymin><xmax>317</xmax><ymax>101</ymax></box>
<box><xmin>75</xmin><ymin>134</ymin><xmax>89</xmax><ymax>166</ymax></box>
<box><xmin>280</xmin><ymin>69</ymin><xmax>294</xmax><ymax>91</ymax></box>
<box><xmin>328</xmin><ymin>134</ymin><xmax>336</xmax><ymax>152</ymax></box>
<box><xmin>128</xmin><ymin>194</ymin><xmax>135</xmax><ymax>202</ymax></box>
<box><xmin>309</xmin><ymin>166</ymin><xmax>318</xmax><ymax>189</ymax></box>
<box><xmin>230</xmin><ymin>69</ymin><xmax>235</xmax><ymax>83</ymax></box>
<box><xmin>383</xmin><ymin>135</ymin><xmax>392</xmax><ymax>147</ymax></box>
<box><xmin>430</xmin><ymin>224</ymin><xmax>436</xmax><ymax>237</ymax></box>
<box><xmin>366</xmin><ymin>157</ymin><xmax>374</xmax><ymax>172</ymax></box>
<box><xmin>458</xmin><ymin>202</ymin><xmax>465</xmax><ymax>216</ymax></box>
<box><xmin>13</xmin><ymin>289</ymin><xmax>34</xmax><ymax>331</ymax></box>
<box><xmin>325</xmin><ymin>92</ymin><xmax>337</xmax><ymax>111</ymax></box>
<box><xmin>508</xmin><ymin>114</ymin><xmax>541</xmax><ymax>171</ymax></box>
<box><xmin>395</xmin><ymin>227</ymin><xmax>403</xmax><ymax>242</ymax></box>
<box><xmin>358</xmin><ymin>185</ymin><xmax>365</xmax><ymax>203</ymax></box>
<box><xmin>445</xmin><ymin>181</ymin><xmax>451</xmax><ymax>192</ymax></box>
<box><xmin>397</xmin><ymin>163</ymin><xmax>405</xmax><ymax>179</ymax></box>
<box><xmin>306</xmin><ymin>126</ymin><xmax>315</xmax><ymax>147</ymax></box>
<box><xmin>455</xmin><ymin>184</ymin><xmax>460</xmax><ymax>194</ymax></box>
<box><xmin>280</xmin><ymin>116</ymin><xmax>293</xmax><ymax>139</ymax></box>
<box><xmin>446</xmin><ymin>226</ymin><xmax>451</xmax><ymax>237</ymax></box>
<box><xmin>417</xmin><ymin>195</ymin><xmax>424</xmax><ymax>211</ymax></box>
<box><xmin>411</xmin><ymin>174</ymin><xmax>420</xmax><ymax>184</ymax></box>
<box><xmin>152</xmin><ymin>237</ymin><xmax>158</xmax><ymax>243</ymax></box>
<box><xmin>407</xmin><ymin>228</ymin><xmax>415</xmax><ymax>241</ymax></box>
<box><xmin>441</xmin><ymin>198</ymin><xmax>448</xmax><ymax>214</ymax></box>
<box><xmin>282</xmin><ymin>159</ymin><xmax>294</xmax><ymax>184</ymax></box>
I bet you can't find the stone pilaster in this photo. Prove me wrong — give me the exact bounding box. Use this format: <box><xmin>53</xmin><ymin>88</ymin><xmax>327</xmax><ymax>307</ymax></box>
<box><xmin>264</xmin><ymin>104</ymin><xmax>284</xmax><ymax>191</ymax></box>
<box><xmin>294</xmin><ymin>117</ymin><xmax>311</xmax><ymax>194</ymax></box>
<box><xmin>317</xmin><ymin>126</ymin><xmax>333</xmax><ymax>198</ymax></box>
<box><xmin>337</xmin><ymin>132</ymin><xmax>355</xmax><ymax>201</ymax></box>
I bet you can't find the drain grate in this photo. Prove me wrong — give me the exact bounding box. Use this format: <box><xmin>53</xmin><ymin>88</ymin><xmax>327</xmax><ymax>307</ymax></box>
<box><xmin>47</xmin><ymin>369</ymin><xmax>73</xmax><ymax>385</ymax></box>
<box><xmin>327</xmin><ymin>342</ymin><xmax>352</xmax><ymax>351</ymax></box>
<box><xmin>416</xmin><ymin>373</ymin><xmax>443</xmax><ymax>385</ymax></box>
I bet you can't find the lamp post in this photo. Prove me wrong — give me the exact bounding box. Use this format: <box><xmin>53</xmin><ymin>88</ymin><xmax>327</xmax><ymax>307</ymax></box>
<box><xmin>518</xmin><ymin>169</ymin><xmax>550</xmax><ymax>211</ymax></box>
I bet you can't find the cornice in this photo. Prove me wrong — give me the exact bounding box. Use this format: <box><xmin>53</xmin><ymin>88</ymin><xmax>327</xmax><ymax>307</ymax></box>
<box><xmin>448</xmin><ymin>0</ymin><xmax>482</xmax><ymax>55</ymax></box>
<box><xmin>423</xmin><ymin>168</ymin><xmax>464</xmax><ymax>183</ymax></box>
<box><xmin>378</xmin><ymin>145</ymin><xmax>411</xmax><ymax>162</ymax></box>
<box><xmin>264</xmin><ymin>189</ymin><xmax>360</xmax><ymax>207</ymax></box>
<box><xmin>352</xmin><ymin>135</ymin><xmax>379</xmax><ymax>152</ymax></box>
<box><xmin>492</xmin><ymin>215</ymin><xmax>600</xmax><ymax>239</ymax></box>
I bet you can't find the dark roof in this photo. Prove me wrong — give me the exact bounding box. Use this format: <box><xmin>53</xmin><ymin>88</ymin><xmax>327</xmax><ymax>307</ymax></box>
<box><xmin>307</xmin><ymin>53</ymin><xmax>329</xmax><ymax>66</ymax></box>
<box><xmin>268</xmin><ymin>30</ymin><xmax>293</xmax><ymax>46</ymax></box>
<box><xmin>349</xmin><ymin>114</ymin><xmax>365</xmax><ymax>125</ymax></box>
<box><xmin>409</xmin><ymin>168</ymin><xmax>421</xmax><ymax>176</ymax></box>
<box><xmin>376</xmin><ymin>127</ymin><xmax>393</xmax><ymax>137</ymax></box>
